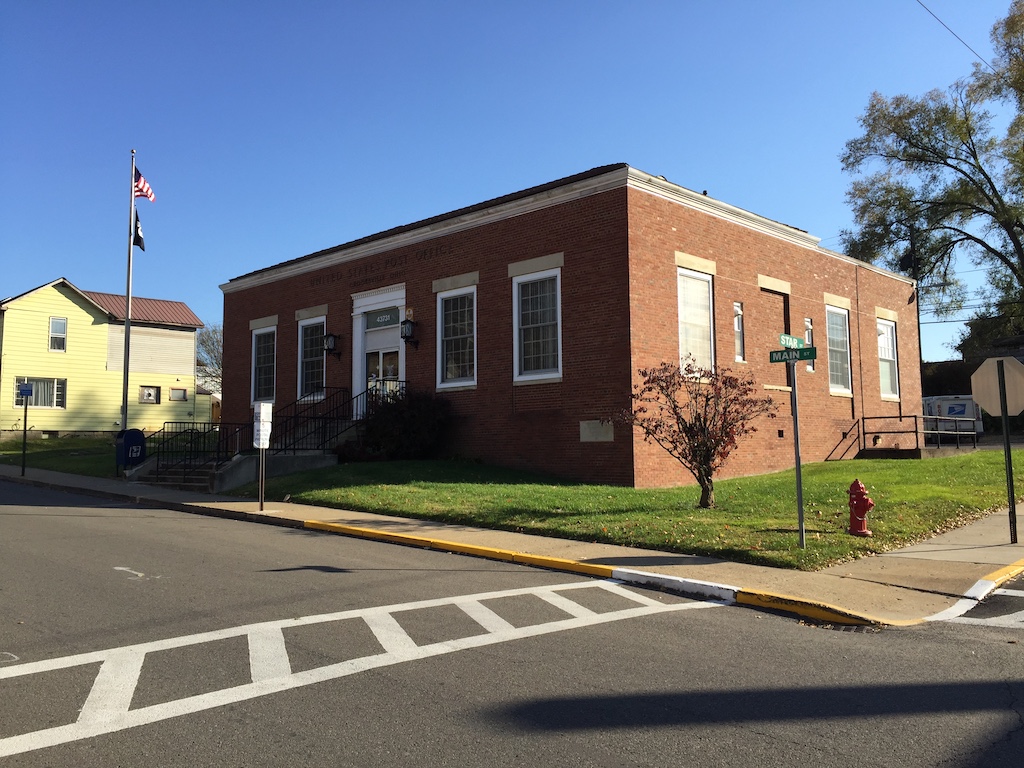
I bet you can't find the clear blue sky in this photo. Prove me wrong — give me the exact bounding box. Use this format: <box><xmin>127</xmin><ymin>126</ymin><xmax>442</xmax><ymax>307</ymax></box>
<box><xmin>0</xmin><ymin>1</ymin><xmax>1009</xmax><ymax>362</ymax></box>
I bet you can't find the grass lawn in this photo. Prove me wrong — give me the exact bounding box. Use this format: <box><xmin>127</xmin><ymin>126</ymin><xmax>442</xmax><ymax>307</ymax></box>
<box><xmin>0</xmin><ymin>436</ymin><xmax>121</xmax><ymax>478</ymax></box>
<box><xmin>2</xmin><ymin>436</ymin><xmax>1019</xmax><ymax>570</ymax></box>
<box><xmin>239</xmin><ymin>450</ymin><xmax>1019</xmax><ymax>570</ymax></box>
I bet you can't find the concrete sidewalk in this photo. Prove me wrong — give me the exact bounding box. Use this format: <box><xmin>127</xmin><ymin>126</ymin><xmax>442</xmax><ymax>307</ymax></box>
<box><xmin>4</xmin><ymin>463</ymin><xmax>1024</xmax><ymax>627</ymax></box>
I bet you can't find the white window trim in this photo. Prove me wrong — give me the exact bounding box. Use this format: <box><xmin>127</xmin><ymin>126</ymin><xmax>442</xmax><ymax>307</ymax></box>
<box><xmin>677</xmin><ymin>267</ymin><xmax>715</xmax><ymax>371</ymax></box>
<box><xmin>826</xmin><ymin>305</ymin><xmax>852</xmax><ymax>394</ymax></box>
<box><xmin>297</xmin><ymin>316</ymin><xmax>327</xmax><ymax>401</ymax></box>
<box><xmin>804</xmin><ymin>317</ymin><xmax>815</xmax><ymax>372</ymax></box>
<box><xmin>512</xmin><ymin>267</ymin><xmax>562</xmax><ymax>383</ymax></box>
<box><xmin>877</xmin><ymin>318</ymin><xmax>899</xmax><ymax>399</ymax></box>
<box><xmin>15</xmin><ymin>376</ymin><xmax>67</xmax><ymax>409</ymax></box>
<box><xmin>251</xmin><ymin>325</ymin><xmax>277</xmax><ymax>404</ymax></box>
<box><xmin>733</xmin><ymin>302</ymin><xmax>745</xmax><ymax>362</ymax></box>
<box><xmin>49</xmin><ymin>317</ymin><xmax>67</xmax><ymax>353</ymax></box>
<box><xmin>437</xmin><ymin>285</ymin><xmax>477</xmax><ymax>389</ymax></box>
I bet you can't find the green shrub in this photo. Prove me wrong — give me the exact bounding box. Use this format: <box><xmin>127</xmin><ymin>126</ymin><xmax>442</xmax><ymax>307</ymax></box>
<box><xmin>360</xmin><ymin>391</ymin><xmax>453</xmax><ymax>460</ymax></box>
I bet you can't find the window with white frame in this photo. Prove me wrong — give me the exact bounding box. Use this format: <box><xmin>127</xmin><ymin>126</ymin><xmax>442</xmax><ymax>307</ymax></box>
<box><xmin>252</xmin><ymin>327</ymin><xmax>277</xmax><ymax>402</ymax></box>
<box><xmin>678</xmin><ymin>268</ymin><xmax>714</xmax><ymax>370</ymax></box>
<box><xmin>826</xmin><ymin>306</ymin><xmax>852</xmax><ymax>393</ymax></box>
<box><xmin>877</xmin><ymin>319</ymin><xmax>899</xmax><ymax>397</ymax></box>
<box><xmin>438</xmin><ymin>286</ymin><xmax>476</xmax><ymax>386</ymax></box>
<box><xmin>49</xmin><ymin>317</ymin><xmax>67</xmax><ymax>352</ymax></box>
<box><xmin>298</xmin><ymin>318</ymin><xmax>326</xmax><ymax>398</ymax></box>
<box><xmin>733</xmin><ymin>302</ymin><xmax>745</xmax><ymax>361</ymax></box>
<box><xmin>513</xmin><ymin>268</ymin><xmax>561</xmax><ymax>381</ymax></box>
<box><xmin>804</xmin><ymin>317</ymin><xmax>815</xmax><ymax>371</ymax></box>
<box><xmin>15</xmin><ymin>376</ymin><xmax>66</xmax><ymax>408</ymax></box>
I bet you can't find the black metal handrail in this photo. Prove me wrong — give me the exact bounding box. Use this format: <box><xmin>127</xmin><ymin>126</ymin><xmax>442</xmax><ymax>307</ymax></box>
<box><xmin>825</xmin><ymin>419</ymin><xmax>862</xmax><ymax>461</ymax></box>
<box><xmin>270</xmin><ymin>386</ymin><xmax>351</xmax><ymax>454</ymax></box>
<box><xmin>142</xmin><ymin>382</ymin><xmax>408</xmax><ymax>482</ymax></box>
<box><xmin>826</xmin><ymin>415</ymin><xmax>980</xmax><ymax>460</ymax></box>
<box><xmin>270</xmin><ymin>381</ymin><xmax>406</xmax><ymax>454</ymax></box>
<box><xmin>146</xmin><ymin>421</ymin><xmax>251</xmax><ymax>483</ymax></box>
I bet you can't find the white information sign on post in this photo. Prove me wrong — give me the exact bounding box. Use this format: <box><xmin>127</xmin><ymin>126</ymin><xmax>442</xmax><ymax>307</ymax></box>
<box><xmin>254</xmin><ymin>402</ymin><xmax>273</xmax><ymax>511</ymax></box>
<box><xmin>254</xmin><ymin>402</ymin><xmax>273</xmax><ymax>449</ymax></box>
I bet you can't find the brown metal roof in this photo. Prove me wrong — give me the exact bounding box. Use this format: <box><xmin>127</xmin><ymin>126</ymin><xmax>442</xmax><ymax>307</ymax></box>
<box><xmin>82</xmin><ymin>290</ymin><xmax>203</xmax><ymax>328</ymax></box>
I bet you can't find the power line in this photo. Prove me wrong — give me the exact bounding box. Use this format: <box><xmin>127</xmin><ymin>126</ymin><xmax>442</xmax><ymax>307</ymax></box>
<box><xmin>915</xmin><ymin>0</ymin><xmax>997</xmax><ymax>74</ymax></box>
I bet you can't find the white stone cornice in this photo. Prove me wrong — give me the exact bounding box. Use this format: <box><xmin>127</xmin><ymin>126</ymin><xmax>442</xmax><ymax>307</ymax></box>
<box><xmin>624</xmin><ymin>167</ymin><xmax>822</xmax><ymax>250</ymax></box>
<box><xmin>220</xmin><ymin>164</ymin><xmax>913</xmax><ymax>294</ymax></box>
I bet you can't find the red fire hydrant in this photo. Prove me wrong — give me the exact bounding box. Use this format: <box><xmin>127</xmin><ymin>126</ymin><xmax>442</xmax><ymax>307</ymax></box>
<box><xmin>848</xmin><ymin>479</ymin><xmax>874</xmax><ymax>537</ymax></box>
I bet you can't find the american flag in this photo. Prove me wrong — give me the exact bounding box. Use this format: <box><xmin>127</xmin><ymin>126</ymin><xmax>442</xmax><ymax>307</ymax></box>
<box><xmin>134</xmin><ymin>168</ymin><xmax>155</xmax><ymax>202</ymax></box>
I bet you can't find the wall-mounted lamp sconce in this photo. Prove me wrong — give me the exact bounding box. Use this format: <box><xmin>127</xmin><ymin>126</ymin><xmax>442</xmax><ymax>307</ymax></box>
<box><xmin>323</xmin><ymin>332</ymin><xmax>342</xmax><ymax>359</ymax></box>
<box><xmin>400</xmin><ymin>319</ymin><xmax>419</xmax><ymax>349</ymax></box>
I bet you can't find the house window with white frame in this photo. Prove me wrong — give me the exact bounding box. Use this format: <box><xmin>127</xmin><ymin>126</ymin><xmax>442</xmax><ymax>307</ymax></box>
<box><xmin>678</xmin><ymin>268</ymin><xmax>714</xmax><ymax>370</ymax></box>
<box><xmin>733</xmin><ymin>302</ymin><xmax>745</xmax><ymax>361</ymax></box>
<box><xmin>298</xmin><ymin>318</ymin><xmax>325</xmax><ymax>398</ymax></box>
<box><xmin>438</xmin><ymin>287</ymin><xmax>476</xmax><ymax>386</ymax></box>
<box><xmin>252</xmin><ymin>328</ymin><xmax>277</xmax><ymax>402</ymax></box>
<box><xmin>15</xmin><ymin>376</ymin><xmax>66</xmax><ymax>408</ymax></box>
<box><xmin>49</xmin><ymin>317</ymin><xmax>67</xmax><ymax>352</ymax></box>
<box><xmin>877</xmin><ymin>319</ymin><xmax>899</xmax><ymax>398</ymax></box>
<box><xmin>826</xmin><ymin>306</ymin><xmax>852</xmax><ymax>393</ymax></box>
<box><xmin>513</xmin><ymin>269</ymin><xmax>561</xmax><ymax>380</ymax></box>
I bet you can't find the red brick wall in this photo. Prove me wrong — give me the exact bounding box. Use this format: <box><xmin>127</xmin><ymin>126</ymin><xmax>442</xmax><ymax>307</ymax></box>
<box><xmin>222</xmin><ymin>190</ymin><xmax>638</xmax><ymax>485</ymax></box>
<box><xmin>222</xmin><ymin>178</ymin><xmax>920</xmax><ymax>488</ymax></box>
<box><xmin>625</xmin><ymin>187</ymin><xmax>920</xmax><ymax>487</ymax></box>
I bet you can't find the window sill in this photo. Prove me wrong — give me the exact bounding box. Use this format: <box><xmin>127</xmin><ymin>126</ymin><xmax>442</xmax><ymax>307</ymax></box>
<box><xmin>763</xmin><ymin>384</ymin><xmax>792</xmax><ymax>392</ymax></box>
<box><xmin>881</xmin><ymin>395</ymin><xmax>900</xmax><ymax>402</ymax></box>
<box><xmin>829</xmin><ymin>389</ymin><xmax>854</xmax><ymax>399</ymax></box>
<box><xmin>437</xmin><ymin>382</ymin><xmax>477</xmax><ymax>392</ymax></box>
<box><xmin>514</xmin><ymin>375</ymin><xmax>562</xmax><ymax>386</ymax></box>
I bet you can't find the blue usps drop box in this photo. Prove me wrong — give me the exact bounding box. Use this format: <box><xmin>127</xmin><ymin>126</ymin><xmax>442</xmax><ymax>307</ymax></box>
<box><xmin>116</xmin><ymin>428</ymin><xmax>147</xmax><ymax>468</ymax></box>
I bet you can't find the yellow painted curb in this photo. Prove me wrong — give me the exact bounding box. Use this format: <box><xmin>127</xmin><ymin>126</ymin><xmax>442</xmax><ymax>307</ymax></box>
<box><xmin>427</xmin><ymin>538</ymin><xmax>517</xmax><ymax>562</ymax></box>
<box><xmin>304</xmin><ymin>520</ymin><xmax>433</xmax><ymax>548</ymax></box>
<box><xmin>735</xmin><ymin>590</ymin><xmax>921</xmax><ymax>627</ymax></box>
<box><xmin>511</xmin><ymin>553</ymin><xmax>617</xmax><ymax>578</ymax></box>
<box><xmin>980</xmin><ymin>559</ymin><xmax>1024</xmax><ymax>588</ymax></box>
<box><xmin>302</xmin><ymin>521</ymin><xmax>616</xmax><ymax>576</ymax></box>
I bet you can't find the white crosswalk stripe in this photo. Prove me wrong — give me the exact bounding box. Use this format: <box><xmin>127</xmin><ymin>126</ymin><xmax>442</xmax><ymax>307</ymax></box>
<box><xmin>0</xmin><ymin>579</ymin><xmax>720</xmax><ymax>757</ymax></box>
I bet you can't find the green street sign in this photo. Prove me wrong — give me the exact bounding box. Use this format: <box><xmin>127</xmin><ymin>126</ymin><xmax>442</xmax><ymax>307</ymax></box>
<box><xmin>779</xmin><ymin>333</ymin><xmax>805</xmax><ymax>349</ymax></box>
<box><xmin>769</xmin><ymin>347</ymin><xmax>817</xmax><ymax>363</ymax></box>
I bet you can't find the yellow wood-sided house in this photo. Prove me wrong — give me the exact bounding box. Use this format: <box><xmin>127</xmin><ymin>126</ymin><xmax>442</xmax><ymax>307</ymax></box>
<box><xmin>0</xmin><ymin>278</ymin><xmax>207</xmax><ymax>436</ymax></box>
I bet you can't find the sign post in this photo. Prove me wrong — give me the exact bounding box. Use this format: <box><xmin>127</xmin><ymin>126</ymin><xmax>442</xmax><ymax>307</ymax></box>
<box><xmin>254</xmin><ymin>402</ymin><xmax>273</xmax><ymax>512</ymax></box>
<box><xmin>18</xmin><ymin>383</ymin><xmax>32</xmax><ymax>477</ymax></box>
<box><xmin>971</xmin><ymin>357</ymin><xmax>1024</xmax><ymax>543</ymax></box>
<box><xmin>770</xmin><ymin>341</ymin><xmax>817</xmax><ymax>548</ymax></box>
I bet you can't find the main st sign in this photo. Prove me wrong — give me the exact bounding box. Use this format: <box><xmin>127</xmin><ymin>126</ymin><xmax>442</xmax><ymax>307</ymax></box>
<box><xmin>769</xmin><ymin>348</ymin><xmax>817</xmax><ymax>363</ymax></box>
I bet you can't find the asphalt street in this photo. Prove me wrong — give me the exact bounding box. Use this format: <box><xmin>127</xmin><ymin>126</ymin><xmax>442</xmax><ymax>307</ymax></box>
<box><xmin>2</xmin><ymin>482</ymin><xmax>1024</xmax><ymax>767</ymax></box>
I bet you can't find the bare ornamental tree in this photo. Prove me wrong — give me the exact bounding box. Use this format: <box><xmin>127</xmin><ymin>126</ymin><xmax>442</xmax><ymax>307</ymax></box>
<box><xmin>620</xmin><ymin>360</ymin><xmax>777</xmax><ymax>508</ymax></box>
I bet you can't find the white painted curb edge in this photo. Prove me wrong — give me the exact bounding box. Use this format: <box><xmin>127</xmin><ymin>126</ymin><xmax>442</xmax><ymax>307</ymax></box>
<box><xmin>612</xmin><ymin>568</ymin><xmax>739</xmax><ymax>603</ymax></box>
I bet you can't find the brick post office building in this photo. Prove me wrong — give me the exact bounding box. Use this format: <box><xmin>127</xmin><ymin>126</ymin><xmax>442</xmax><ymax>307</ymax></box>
<box><xmin>220</xmin><ymin>164</ymin><xmax>920</xmax><ymax>487</ymax></box>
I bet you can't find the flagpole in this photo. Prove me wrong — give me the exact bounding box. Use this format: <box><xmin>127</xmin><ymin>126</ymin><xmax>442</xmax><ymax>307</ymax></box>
<box><xmin>121</xmin><ymin>149</ymin><xmax>136</xmax><ymax>432</ymax></box>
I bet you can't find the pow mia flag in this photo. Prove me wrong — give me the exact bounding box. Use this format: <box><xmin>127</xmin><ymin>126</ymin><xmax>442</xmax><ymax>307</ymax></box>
<box><xmin>133</xmin><ymin>210</ymin><xmax>145</xmax><ymax>251</ymax></box>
